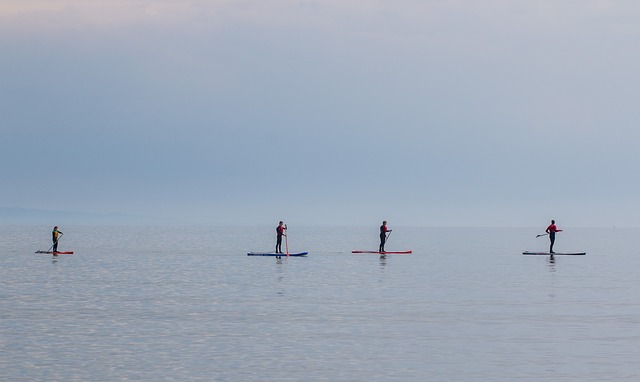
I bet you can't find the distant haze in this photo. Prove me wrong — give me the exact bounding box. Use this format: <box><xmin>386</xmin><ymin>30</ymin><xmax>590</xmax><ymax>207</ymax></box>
<box><xmin>2</xmin><ymin>1</ymin><xmax>639</xmax><ymax>227</ymax></box>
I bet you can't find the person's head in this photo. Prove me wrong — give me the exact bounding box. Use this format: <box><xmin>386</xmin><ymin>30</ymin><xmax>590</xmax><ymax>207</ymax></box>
<box><xmin>54</xmin><ymin>226</ymin><xmax>58</xmax><ymax>229</ymax></box>
<box><xmin>279</xmin><ymin>221</ymin><xmax>283</xmax><ymax>226</ymax></box>
<box><xmin>551</xmin><ymin>220</ymin><xmax>555</xmax><ymax>224</ymax></box>
<box><xmin>382</xmin><ymin>221</ymin><xmax>387</xmax><ymax>225</ymax></box>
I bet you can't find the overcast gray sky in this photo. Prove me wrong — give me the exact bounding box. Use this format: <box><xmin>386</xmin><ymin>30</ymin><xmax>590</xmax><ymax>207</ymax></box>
<box><xmin>2</xmin><ymin>1</ymin><xmax>639</xmax><ymax>227</ymax></box>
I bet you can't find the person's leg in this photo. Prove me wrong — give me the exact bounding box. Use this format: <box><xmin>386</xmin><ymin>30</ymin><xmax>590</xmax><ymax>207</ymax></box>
<box><xmin>379</xmin><ymin>234</ymin><xmax>386</xmax><ymax>252</ymax></box>
<box><xmin>549</xmin><ymin>233</ymin><xmax>555</xmax><ymax>253</ymax></box>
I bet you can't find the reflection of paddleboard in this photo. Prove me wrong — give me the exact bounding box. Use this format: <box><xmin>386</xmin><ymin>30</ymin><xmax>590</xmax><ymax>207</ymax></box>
<box><xmin>247</xmin><ymin>252</ymin><xmax>308</xmax><ymax>257</ymax></box>
<box><xmin>522</xmin><ymin>251</ymin><xmax>585</xmax><ymax>256</ymax></box>
<box><xmin>351</xmin><ymin>250</ymin><xmax>412</xmax><ymax>254</ymax></box>
<box><xmin>35</xmin><ymin>251</ymin><xmax>74</xmax><ymax>254</ymax></box>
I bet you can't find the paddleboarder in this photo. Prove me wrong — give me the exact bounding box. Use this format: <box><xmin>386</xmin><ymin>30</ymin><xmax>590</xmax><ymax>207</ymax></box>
<box><xmin>379</xmin><ymin>221</ymin><xmax>392</xmax><ymax>252</ymax></box>
<box><xmin>545</xmin><ymin>220</ymin><xmax>562</xmax><ymax>253</ymax></box>
<box><xmin>276</xmin><ymin>221</ymin><xmax>287</xmax><ymax>254</ymax></box>
<box><xmin>52</xmin><ymin>226</ymin><xmax>63</xmax><ymax>253</ymax></box>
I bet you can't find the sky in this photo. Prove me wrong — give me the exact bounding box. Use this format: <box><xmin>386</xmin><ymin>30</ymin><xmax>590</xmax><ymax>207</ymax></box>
<box><xmin>2</xmin><ymin>0</ymin><xmax>640</xmax><ymax>227</ymax></box>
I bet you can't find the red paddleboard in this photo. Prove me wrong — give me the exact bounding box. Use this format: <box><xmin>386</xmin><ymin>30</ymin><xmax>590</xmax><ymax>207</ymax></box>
<box><xmin>35</xmin><ymin>251</ymin><xmax>74</xmax><ymax>254</ymax></box>
<box><xmin>352</xmin><ymin>250</ymin><xmax>412</xmax><ymax>254</ymax></box>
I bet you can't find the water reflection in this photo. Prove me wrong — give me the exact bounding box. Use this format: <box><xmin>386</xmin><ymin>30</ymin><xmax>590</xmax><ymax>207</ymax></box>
<box><xmin>548</xmin><ymin>255</ymin><xmax>556</xmax><ymax>265</ymax></box>
<box><xmin>275</xmin><ymin>258</ymin><xmax>285</xmax><ymax>296</ymax></box>
<box><xmin>379</xmin><ymin>254</ymin><xmax>387</xmax><ymax>267</ymax></box>
<box><xmin>547</xmin><ymin>254</ymin><xmax>557</xmax><ymax>298</ymax></box>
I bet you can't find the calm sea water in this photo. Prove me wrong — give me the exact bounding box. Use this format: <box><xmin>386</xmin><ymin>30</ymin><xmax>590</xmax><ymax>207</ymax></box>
<box><xmin>1</xmin><ymin>225</ymin><xmax>639</xmax><ymax>381</ymax></box>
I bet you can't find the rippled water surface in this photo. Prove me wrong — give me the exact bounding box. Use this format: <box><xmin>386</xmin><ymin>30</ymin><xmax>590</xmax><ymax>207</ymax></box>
<box><xmin>2</xmin><ymin>225</ymin><xmax>639</xmax><ymax>381</ymax></box>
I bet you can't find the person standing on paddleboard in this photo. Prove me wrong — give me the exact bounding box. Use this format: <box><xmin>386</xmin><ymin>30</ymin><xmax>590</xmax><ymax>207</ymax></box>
<box><xmin>52</xmin><ymin>226</ymin><xmax>63</xmax><ymax>253</ymax></box>
<box><xmin>379</xmin><ymin>221</ymin><xmax>392</xmax><ymax>252</ymax></box>
<box><xmin>546</xmin><ymin>220</ymin><xmax>562</xmax><ymax>253</ymax></box>
<box><xmin>276</xmin><ymin>221</ymin><xmax>287</xmax><ymax>254</ymax></box>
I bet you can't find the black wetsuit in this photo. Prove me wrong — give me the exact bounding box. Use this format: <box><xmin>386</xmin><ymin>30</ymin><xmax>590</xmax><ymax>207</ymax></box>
<box><xmin>379</xmin><ymin>225</ymin><xmax>387</xmax><ymax>252</ymax></box>
<box><xmin>276</xmin><ymin>226</ymin><xmax>285</xmax><ymax>253</ymax></box>
<box><xmin>546</xmin><ymin>223</ymin><xmax>559</xmax><ymax>253</ymax></box>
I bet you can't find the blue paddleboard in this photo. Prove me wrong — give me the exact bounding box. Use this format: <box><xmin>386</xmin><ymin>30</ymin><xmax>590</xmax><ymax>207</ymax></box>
<box><xmin>247</xmin><ymin>252</ymin><xmax>308</xmax><ymax>257</ymax></box>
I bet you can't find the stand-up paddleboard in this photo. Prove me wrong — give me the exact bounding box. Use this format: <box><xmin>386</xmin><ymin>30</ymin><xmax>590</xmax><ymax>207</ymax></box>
<box><xmin>35</xmin><ymin>251</ymin><xmax>74</xmax><ymax>254</ymax></box>
<box><xmin>522</xmin><ymin>251</ymin><xmax>585</xmax><ymax>256</ymax></box>
<box><xmin>247</xmin><ymin>252</ymin><xmax>308</xmax><ymax>257</ymax></box>
<box><xmin>352</xmin><ymin>250</ymin><xmax>412</xmax><ymax>254</ymax></box>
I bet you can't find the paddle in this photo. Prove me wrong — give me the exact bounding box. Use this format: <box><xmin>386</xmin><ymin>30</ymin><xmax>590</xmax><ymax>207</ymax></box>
<box><xmin>47</xmin><ymin>233</ymin><xmax>63</xmax><ymax>252</ymax></box>
<box><xmin>285</xmin><ymin>224</ymin><xmax>289</xmax><ymax>257</ymax></box>
<box><xmin>537</xmin><ymin>232</ymin><xmax>563</xmax><ymax>238</ymax></box>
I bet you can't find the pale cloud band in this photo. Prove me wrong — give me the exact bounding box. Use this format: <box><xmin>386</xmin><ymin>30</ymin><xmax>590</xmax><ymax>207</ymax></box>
<box><xmin>2</xmin><ymin>1</ymin><xmax>635</xmax><ymax>30</ymax></box>
<box><xmin>0</xmin><ymin>0</ymin><xmax>209</xmax><ymax>27</ymax></box>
